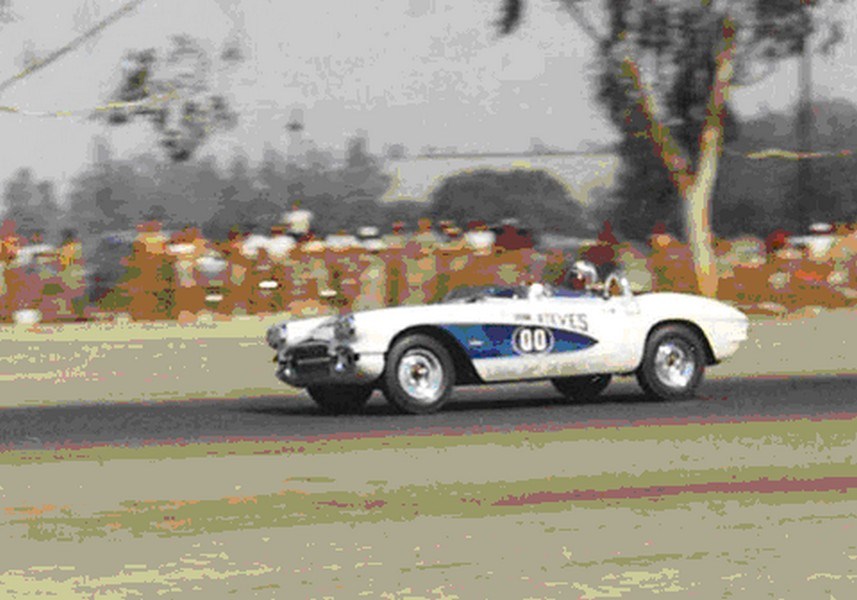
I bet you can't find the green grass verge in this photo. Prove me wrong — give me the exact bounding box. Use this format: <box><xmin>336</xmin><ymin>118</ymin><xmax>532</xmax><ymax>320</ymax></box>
<box><xmin>10</xmin><ymin>463</ymin><xmax>857</xmax><ymax>542</ymax></box>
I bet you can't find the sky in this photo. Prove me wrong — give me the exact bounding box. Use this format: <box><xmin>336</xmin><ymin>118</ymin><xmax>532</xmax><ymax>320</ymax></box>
<box><xmin>0</xmin><ymin>0</ymin><xmax>856</xmax><ymax>201</ymax></box>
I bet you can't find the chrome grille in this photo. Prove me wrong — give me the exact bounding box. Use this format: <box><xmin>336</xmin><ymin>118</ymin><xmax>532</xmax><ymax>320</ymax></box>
<box><xmin>291</xmin><ymin>343</ymin><xmax>330</xmax><ymax>362</ymax></box>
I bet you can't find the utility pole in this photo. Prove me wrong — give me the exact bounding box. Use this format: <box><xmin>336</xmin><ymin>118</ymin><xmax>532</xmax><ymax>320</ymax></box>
<box><xmin>795</xmin><ymin>1</ymin><xmax>814</xmax><ymax>230</ymax></box>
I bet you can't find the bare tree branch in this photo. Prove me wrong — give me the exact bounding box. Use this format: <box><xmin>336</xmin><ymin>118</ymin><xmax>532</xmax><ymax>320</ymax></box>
<box><xmin>620</xmin><ymin>59</ymin><xmax>694</xmax><ymax>193</ymax></box>
<box><xmin>557</xmin><ymin>0</ymin><xmax>605</xmax><ymax>43</ymax></box>
<box><xmin>0</xmin><ymin>0</ymin><xmax>146</xmax><ymax>97</ymax></box>
<box><xmin>498</xmin><ymin>0</ymin><xmax>523</xmax><ymax>34</ymax></box>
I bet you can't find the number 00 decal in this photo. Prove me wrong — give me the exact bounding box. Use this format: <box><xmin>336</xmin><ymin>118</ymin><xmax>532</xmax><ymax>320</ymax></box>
<box><xmin>512</xmin><ymin>326</ymin><xmax>555</xmax><ymax>355</ymax></box>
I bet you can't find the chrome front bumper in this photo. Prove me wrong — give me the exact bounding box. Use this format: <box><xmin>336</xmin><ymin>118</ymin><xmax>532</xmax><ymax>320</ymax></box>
<box><xmin>275</xmin><ymin>340</ymin><xmax>384</xmax><ymax>387</ymax></box>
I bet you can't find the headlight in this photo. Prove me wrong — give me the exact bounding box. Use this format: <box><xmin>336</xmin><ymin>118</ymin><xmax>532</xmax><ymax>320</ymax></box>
<box><xmin>334</xmin><ymin>314</ymin><xmax>356</xmax><ymax>341</ymax></box>
<box><xmin>266</xmin><ymin>323</ymin><xmax>288</xmax><ymax>349</ymax></box>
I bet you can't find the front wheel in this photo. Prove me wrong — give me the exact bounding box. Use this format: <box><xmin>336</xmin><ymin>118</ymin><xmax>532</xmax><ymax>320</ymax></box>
<box><xmin>551</xmin><ymin>374</ymin><xmax>612</xmax><ymax>401</ymax></box>
<box><xmin>382</xmin><ymin>334</ymin><xmax>455</xmax><ymax>414</ymax></box>
<box><xmin>307</xmin><ymin>384</ymin><xmax>374</xmax><ymax>414</ymax></box>
<box><xmin>636</xmin><ymin>325</ymin><xmax>706</xmax><ymax>401</ymax></box>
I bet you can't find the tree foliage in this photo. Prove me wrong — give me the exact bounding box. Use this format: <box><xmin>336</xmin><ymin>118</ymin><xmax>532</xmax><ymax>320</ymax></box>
<box><xmin>100</xmin><ymin>35</ymin><xmax>239</xmax><ymax>162</ymax></box>
<box><xmin>714</xmin><ymin>100</ymin><xmax>857</xmax><ymax>236</ymax></box>
<box><xmin>1</xmin><ymin>169</ymin><xmax>61</xmax><ymax>240</ymax></box>
<box><xmin>498</xmin><ymin>0</ymin><xmax>847</xmax><ymax>240</ymax></box>
<box><xmin>429</xmin><ymin>169</ymin><xmax>590</xmax><ymax>236</ymax></box>
<box><xmin>0</xmin><ymin>0</ymin><xmax>17</xmax><ymax>24</ymax></box>
<box><xmin>61</xmin><ymin>143</ymin><xmax>394</xmax><ymax>243</ymax></box>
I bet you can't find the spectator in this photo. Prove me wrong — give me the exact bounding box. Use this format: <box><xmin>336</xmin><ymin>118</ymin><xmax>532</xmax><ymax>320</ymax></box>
<box><xmin>765</xmin><ymin>229</ymin><xmax>791</xmax><ymax>257</ymax></box>
<box><xmin>323</xmin><ymin>230</ymin><xmax>356</xmax><ymax>250</ymax></box>
<box><xmin>241</xmin><ymin>226</ymin><xmax>270</xmax><ymax>259</ymax></box>
<box><xmin>357</xmin><ymin>226</ymin><xmax>386</xmax><ymax>252</ymax></box>
<box><xmin>495</xmin><ymin>222</ymin><xmax>535</xmax><ymax>251</ymax></box>
<box><xmin>383</xmin><ymin>221</ymin><xmax>408</xmax><ymax>249</ymax></box>
<box><xmin>464</xmin><ymin>220</ymin><xmax>495</xmax><ymax>254</ymax></box>
<box><xmin>301</xmin><ymin>231</ymin><xmax>327</xmax><ymax>253</ymax></box>
<box><xmin>283</xmin><ymin>200</ymin><xmax>313</xmax><ymax>240</ymax></box>
<box><xmin>137</xmin><ymin>220</ymin><xmax>168</xmax><ymax>256</ymax></box>
<box><xmin>16</xmin><ymin>230</ymin><xmax>54</xmax><ymax>266</ymax></box>
<box><xmin>413</xmin><ymin>218</ymin><xmax>443</xmax><ymax>246</ymax></box>
<box><xmin>268</xmin><ymin>224</ymin><xmax>296</xmax><ymax>259</ymax></box>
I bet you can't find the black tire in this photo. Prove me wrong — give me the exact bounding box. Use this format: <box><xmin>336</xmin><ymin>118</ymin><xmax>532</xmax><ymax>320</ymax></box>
<box><xmin>551</xmin><ymin>374</ymin><xmax>612</xmax><ymax>401</ymax></box>
<box><xmin>636</xmin><ymin>325</ymin><xmax>706</xmax><ymax>401</ymax></box>
<box><xmin>382</xmin><ymin>334</ymin><xmax>455</xmax><ymax>415</ymax></box>
<box><xmin>306</xmin><ymin>384</ymin><xmax>374</xmax><ymax>414</ymax></box>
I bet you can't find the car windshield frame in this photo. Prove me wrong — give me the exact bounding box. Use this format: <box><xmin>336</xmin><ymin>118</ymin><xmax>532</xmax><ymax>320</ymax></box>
<box><xmin>441</xmin><ymin>283</ymin><xmax>599</xmax><ymax>303</ymax></box>
<box><xmin>441</xmin><ymin>285</ymin><xmax>529</xmax><ymax>303</ymax></box>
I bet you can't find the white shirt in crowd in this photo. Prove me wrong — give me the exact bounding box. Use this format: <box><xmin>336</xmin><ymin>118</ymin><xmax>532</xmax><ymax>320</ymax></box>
<box><xmin>464</xmin><ymin>230</ymin><xmax>496</xmax><ymax>252</ymax></box>
<box><xmin>241</xmin><ymin>234</ymin><xmax>269</xmax><ymax>258</ymax></box>
<box><xmin>283</xmin><ymin>208</ymin><xmax>313</xmax><ymax>235</ymax></box>
<box><xmin>242</xmin><ymin>234</ymin><xmax>296</xmax><ymax>259</ymax></box>
<box><xmin>267</xmin><ymin>234</ymin><xmax>296</xmax><ymax>258</ymax></box>
<box><xmin>325</xmin><ymin>234</ymin><xmax>359</xmax><ymax>249</ymax></box>
<box><xmin>13</xmin><ymin>243</ymin><xmax>55</xmax><ymax>266</ymax></box>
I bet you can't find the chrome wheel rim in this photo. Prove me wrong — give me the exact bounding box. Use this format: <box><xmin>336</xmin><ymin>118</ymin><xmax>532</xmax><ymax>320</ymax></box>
<box><xmin>654</xmin><ymin>341</ymin><xmax>695</xmax><ymax>390</ymax></box>
<box><xmin>397</xmin><ymin>349</ymin><xmax>444</xmax><ymax>404</ymax></box>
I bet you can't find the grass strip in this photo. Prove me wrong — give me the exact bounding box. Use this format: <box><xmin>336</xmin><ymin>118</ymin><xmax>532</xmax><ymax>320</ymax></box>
<box><xmin>9</xmin><ymin>462</ymin><xmax>857</xmax><ymax>542</ymax></box>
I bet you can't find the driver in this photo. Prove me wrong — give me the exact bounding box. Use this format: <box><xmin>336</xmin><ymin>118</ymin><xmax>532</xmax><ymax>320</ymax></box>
<box><xmin>566</xmin><ymin>261</ymin><xmax>599</xmax><ymax>291</ymax></box>
<box><xmin>568</xmin><ymin>268</ymin><xmax>587</xmax><ymax>291</ymax></box>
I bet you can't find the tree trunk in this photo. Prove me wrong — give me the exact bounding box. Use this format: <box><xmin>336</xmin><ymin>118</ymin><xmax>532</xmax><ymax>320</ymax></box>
<box><xmin>685</xmin><ymin>127</ymin><xmax>720</xmax><ymax>297</ymax></box>
<box><xmin>623</xmin><ymin>16</ymin><xmax>736</xmax><ymax>298</ymax></box>
<box><xmin>683</xmin><ymin>16</ymin><xmax>736</xmax><ymax>297</ymax></box>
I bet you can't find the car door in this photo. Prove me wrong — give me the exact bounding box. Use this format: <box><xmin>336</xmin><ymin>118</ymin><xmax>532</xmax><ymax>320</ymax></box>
<box><xmin>547</xmin><ymin>293</ymin><xmax>641</xmax><ymax>375</ymax></box>
<box><xmin>469</xmin><ymin>292</ymin><xmax>640</xmax><ymax>383</ymax></box>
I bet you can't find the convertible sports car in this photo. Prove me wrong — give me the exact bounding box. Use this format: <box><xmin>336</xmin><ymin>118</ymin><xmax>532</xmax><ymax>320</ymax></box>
<box><xmin>265</xmin><ymin>262</ymin><xmax>749</xmax><ymax>414</ymax></box>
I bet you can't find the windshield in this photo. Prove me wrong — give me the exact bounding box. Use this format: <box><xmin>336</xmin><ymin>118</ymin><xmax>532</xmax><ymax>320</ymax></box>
<box><xmin>442</xmin><ymin>285</ymin><xmax>528</xmax><ymax>303</ymax></box>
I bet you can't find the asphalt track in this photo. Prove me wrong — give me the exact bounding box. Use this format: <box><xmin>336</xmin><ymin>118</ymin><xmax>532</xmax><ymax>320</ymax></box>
<box><xmin>1</xmin><ymin>374</ymin><xmax>856</xmax><ymax>449</ymax></box>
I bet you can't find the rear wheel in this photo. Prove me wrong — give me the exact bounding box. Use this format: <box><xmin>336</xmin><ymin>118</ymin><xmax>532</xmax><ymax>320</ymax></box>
<box><xmin>636</xmin><ymin>325</ymin><xmax>706</xmax><ymax>401</ymax></box>
<box><xmin>382</xmin><ymin>334</ymin><xmax>455</xmax><ymax>415</ymax></box>
<box><xmin>551</xmin><ymin>374</ymin><xmax>612</xmax><ymax>401</ymax></box>
<box><xmin>307</xmin><ymin>384</ymin><xmax>374</xmax><ymax>414</ymax></box>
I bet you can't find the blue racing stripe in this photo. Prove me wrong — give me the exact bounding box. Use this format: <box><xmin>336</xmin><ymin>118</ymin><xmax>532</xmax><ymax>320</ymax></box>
<box><xmin>439</xmin><ymin>324</ymin><xmax>597</xmax><ymax>359</ymax></box>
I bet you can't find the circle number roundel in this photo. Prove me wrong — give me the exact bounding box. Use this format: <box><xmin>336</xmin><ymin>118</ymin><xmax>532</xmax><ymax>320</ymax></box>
<box><xmin>512</xmin><ymin>326</ymin><xmax>554</xmax><ymax>355</ymax></box>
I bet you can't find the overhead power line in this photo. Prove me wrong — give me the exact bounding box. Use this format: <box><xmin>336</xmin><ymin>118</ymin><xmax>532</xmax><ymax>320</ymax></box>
<box><xmin>0</xmin><ymin>0</ymin><xmax>146</xmax><ymax>97</ymax></box>
<box><xmin>723</xmin><ymin>147</ymin><xmax>855</xmax><ymax>161</ymax></box>
<box><xmin>0</xmin><ymin>91</ymin><xmax>178</xmax><ymax>118</ymax></box>
<box><xmin>746</xmin><ymin>149</ymin><xmax>853</xmax><ymax>160</ymax></box>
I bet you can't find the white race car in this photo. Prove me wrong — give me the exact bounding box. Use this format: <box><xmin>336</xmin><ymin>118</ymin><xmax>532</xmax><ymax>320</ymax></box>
<box><xmin>265</xmin><ymin>262</ymin><xmax>749</xmax><ymax>414</ymax></box>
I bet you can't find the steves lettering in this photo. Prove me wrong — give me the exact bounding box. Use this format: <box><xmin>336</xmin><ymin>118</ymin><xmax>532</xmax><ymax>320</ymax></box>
<box><xmin>535</xmin><ymin>312</ymin><xmax>589</xmax><ymax>333</ymax></box>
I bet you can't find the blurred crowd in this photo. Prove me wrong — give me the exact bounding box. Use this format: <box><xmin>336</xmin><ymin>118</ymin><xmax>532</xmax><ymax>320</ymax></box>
<box><xmin>651</xmin><ymin>222</ymin><xmax>857</xmax><ymax>312</ymax></box>
<box><xmin>2</xmin><ymin>205</ymin><xmax>857</xmax><ymax>324</ymax></box>
<box><xmin>106</xmin><ymin>211</ymin><xmax>554</xmax><ymax>322</ymax></box>
<box><xmin>0</xmin><ymin>222</ymin><xmax>87</xmax><ymax>323</ymax></box>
